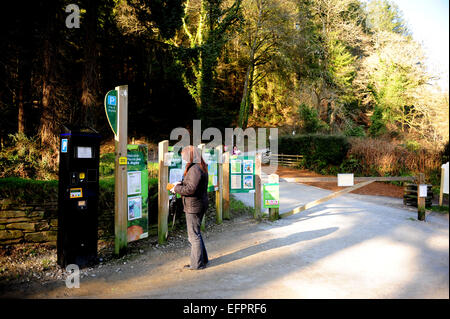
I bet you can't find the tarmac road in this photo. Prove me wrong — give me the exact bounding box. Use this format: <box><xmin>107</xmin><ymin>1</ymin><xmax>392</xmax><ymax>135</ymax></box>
<box><xmin>8</xmin><ymin>178</ymin><xmax>447</xmax><ymax>299</ymax></box>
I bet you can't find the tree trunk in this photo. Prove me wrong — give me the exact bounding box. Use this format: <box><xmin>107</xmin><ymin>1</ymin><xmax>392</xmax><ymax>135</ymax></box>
<box><xmin>18</xmin><ymin>84</ymin><xmax>25</xmax><ymax>133</ymax></box>
<box><xmin>39</xmin><ymin>0</ymin><xmax>58</xmax><ymax>170</ymax></box>
<box><xmin>239</xmin><ymin>62</ymin><xmax>255</xmax><ymax>129</ymax></box>
<box><xmin>80</xmin><ymin>0</ymin><xmax>99</xmax><ymax>127</ymax></box>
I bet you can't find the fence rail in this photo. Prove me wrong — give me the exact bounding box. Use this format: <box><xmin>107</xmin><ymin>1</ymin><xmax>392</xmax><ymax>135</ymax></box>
<box><xmin>269</xmin><ymin>154</ymin><xmax>303</xmax><ymax>167</ymax></box>
<box><xmin>282</xmin><ymin>176</ymin><xmax>416</xmax><ymax>183</ymax></box>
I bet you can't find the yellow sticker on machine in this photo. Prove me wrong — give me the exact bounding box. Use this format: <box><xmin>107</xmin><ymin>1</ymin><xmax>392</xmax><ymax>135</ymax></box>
<box><xmin>69</xmin><ymin>188</ymin><xmax>83</xmax><ymax>199</ymax></box>
<box><xmin>119</xmin><ymin>156</ymin><xmax>127</xmax><ymax>165</ymax></box>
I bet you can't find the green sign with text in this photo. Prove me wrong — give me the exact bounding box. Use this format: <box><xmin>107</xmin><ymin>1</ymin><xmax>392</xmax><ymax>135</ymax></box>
<box><xmin>263</xmin><ymin>183</ymin><xmax>279</xmax><ymax>208</ymax></box>
<box><xmin>127</xmin><ymin>144</ymin><xmax>148</xmax><ymax>243</ymax></box>
<box><xmin>229</xmin><ymin>155</ymin><xmax>255</xmax><ymax>193</ymax></box>
<box><xmin>104</xmin><ymin>90</ymin><xmax>118</xmax><ymax>136</ymax></box>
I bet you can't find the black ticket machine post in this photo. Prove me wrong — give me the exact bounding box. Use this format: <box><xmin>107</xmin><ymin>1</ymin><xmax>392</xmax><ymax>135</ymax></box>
<box><xmin>57</xmin><ymin>126</ymin><xmax>101</xmax><ymax>268</ymax></box>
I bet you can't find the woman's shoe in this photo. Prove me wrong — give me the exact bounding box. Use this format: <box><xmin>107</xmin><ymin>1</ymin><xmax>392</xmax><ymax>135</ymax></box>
<box><xmin>183</xmin><ymin>264</ymin><xmax>206</xmax><ymax>270</ymax></box>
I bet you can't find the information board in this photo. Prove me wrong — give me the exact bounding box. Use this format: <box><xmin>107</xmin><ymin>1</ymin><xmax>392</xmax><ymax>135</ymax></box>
<box><xmin>203</xmin><ymin>148</ymin><xmax>219</xmax><ymax>192</ymax></box>
<box><xmin>166</xmin><ymin>146</ymin><xmax>183</xmax><ymax>199</ymax></box>
<box><xmin>263</xmin><ymin>183</ymin><xmax>280</xmax><ymax>208</ymax></box>
<box><xmin>127</xmin><ymin>144</ymin><xmax>148</xmax><ymax>242</ymax></box>
<box><xmin>229</xmin><ymin>155</ymin><xmax>255</xmax><ymax>193</ymax></box>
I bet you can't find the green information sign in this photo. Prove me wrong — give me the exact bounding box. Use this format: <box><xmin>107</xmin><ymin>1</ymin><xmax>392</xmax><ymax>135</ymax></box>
<box><xmin>167</xmin><ymin>146</ymin><xmax>183</xmax><ymax>199</ymax></box>
<box><xmin>127</xmin><ymin>144</ymin><xmax>148</xmax><ymax>243</ymax></box>
<box><xmin>104</xmin><ymin>90</ymin><xmax>118</xmax><ymax>136</ymax></box>
<box><xmin>204</xmin><ymin>148</ymin><xmax>218</xmax><ymax>192</ymax></box>
<box><xmin>263</xmin><ymin>183</ymin><xmax>279</xmax><ymax>208</ymax></box>
<box><xmin>229</xmin><ymin>155</ymin><xmax>255</xmax><ymax>193</ymax></box>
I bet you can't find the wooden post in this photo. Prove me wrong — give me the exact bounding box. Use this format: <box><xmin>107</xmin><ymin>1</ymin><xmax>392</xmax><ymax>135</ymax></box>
<box><xmin>158</xmin><ymin>140</ymin><xmax>169</xmax><ymax>243</ymax></box>
<box><xmin>417</xmin><ymin>173</ymin><xmax>426</xmax><ymax>221</ymax></box>
<box><xmin>223</xmin><ymin>151</ymin><xmax>230</xmax><ymax>220</ymax></box>
<box><xmin>215</xmin><ymin>145</ymin><xmax>223</xmax><ymax>224</ymax></box>
<box><xmin>269</xmin><ymin>207</ymin><xmax>279</xmax><ymax>221</ymax></box>
<box><xmin>254</xmin><ymin>152</ymin><xmax>262</xmax><ymax>220</ymax></box>
<box><xmin>439</xmin><ymin>167</ymin><xmax>445</xmax><ymax>206</ymax></box>
<box><xmin>114</xmin><ymin>85</ymin><xmax>128</xmax><ymax>257</ymax></box>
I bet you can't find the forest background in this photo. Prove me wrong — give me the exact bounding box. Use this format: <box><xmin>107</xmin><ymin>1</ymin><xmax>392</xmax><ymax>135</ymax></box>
<box><xmin>0</xmin><ymin>0</ymin><xmax>448</xmax><ymax>185</ymax></box>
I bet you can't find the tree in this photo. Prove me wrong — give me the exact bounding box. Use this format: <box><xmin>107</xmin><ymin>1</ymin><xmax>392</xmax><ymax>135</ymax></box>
<box><xmin>364</xmin><ymin>30</ymin><xmax>430</xmax><ymax>135</ymax></box>
<box><xmin>237</xmin><ymin>0</ymin><xmax>294</xmax><ymax>129</ymax></box>
<box><xmin>366</xmin><ymin>0</ymin><xmax>409</xmax><ymax>36</ymax></box>
<box><xmin>179</xmin><ymin>0</ymin><xmax>242</xmax><ymax>118</ymax></box>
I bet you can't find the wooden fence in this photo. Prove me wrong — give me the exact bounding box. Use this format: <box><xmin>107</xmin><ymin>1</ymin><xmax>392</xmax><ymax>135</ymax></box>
<box><xmin>269</xmin><ymin>154</ymin><xmax>303</xmax><ymax>167</ymax></box>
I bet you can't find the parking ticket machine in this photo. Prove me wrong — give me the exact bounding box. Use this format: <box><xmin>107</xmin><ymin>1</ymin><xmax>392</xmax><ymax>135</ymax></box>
<box><xmin>57</xmin><ymin>126</ymin><xmax>101</xmax><ymax>268</ymax></box>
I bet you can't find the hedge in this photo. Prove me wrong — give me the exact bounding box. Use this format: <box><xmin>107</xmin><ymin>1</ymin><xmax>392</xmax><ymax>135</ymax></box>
<box><xmin>278</xmin><ymin>134</ymin><xmax>350</xmax><ymax>166</ymax></box>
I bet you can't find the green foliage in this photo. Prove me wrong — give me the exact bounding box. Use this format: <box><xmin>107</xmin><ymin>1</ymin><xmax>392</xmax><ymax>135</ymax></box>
<box><xmin>366</xmin><ymin>0</ymin><xmax>409</xmax><ymax>35</ymax></box>
<box><xmin>229</xmin><ymin>196</ymin><xmax>253</xmax><ymax>216</ymax></box>
<box><xmin>0</xmin><ymin>178</ymin><xmax>58</xmax><ymax>202</ymax></box>
<box><xmin>99</xmin><ymin>153</ymin><xmax>115</xmax><ymax>177</ymax></box>
<box><xmin>441</xmin><ymin>141</ymin><xmax>449</xmax><ymax>164</ymax></box>
<box><xmin>430</xmin><ymin>205</ymin><xmax>449</xmax><ymax>214</ymax></box>
<box><xmin>404</xmin><ymin>140</ymin><xmax>421</xmax><ymax>152</ymax></box>
<box><xmin>344</xmin><ymin>121</ymin><xmax>366</xmax><ymax>137</ymax></box>
<box><xmin>131</xmin><ymin>0</ymin><xmax>185</xmax><ymax>39</ymax></box>
<box><xmin>327</xmin><ymin>37</ymin><xmax>357</xmax><ymax>99</ymax></box>
<box><xmin>297</xmin><ymin>104</ymin><xmax>329</xmax><ymax>134</ymax></box>
<box><xmin>0</xmin><ymin>133</ymin><xmax>56</xmax><ymax>180</ymax></box>
<box><xmin>339</xmin><ymin>155</ymin><xmax>363</xmax><ymax>174</ymax></box>
<box><xmin>370</xmin><ymin>60</ymin><xmax>413</xmax><ymax>127</ymax></box>
<box><xmin>148</xmin><ymin>177</ymin><xmax>159</xmax><ymax>223</ymax></box>
<box><xmin>369</xmin><ymin>106</ymin><xmax>387</xmax><ymax>137</ymax></box>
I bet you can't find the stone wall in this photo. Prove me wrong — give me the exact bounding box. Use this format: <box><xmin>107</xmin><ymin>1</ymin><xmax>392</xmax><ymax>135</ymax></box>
<box><xmin>0</xmin><ymin>200</ymin><xmax>58</xmax><ymax>245</ymax></box>
<box><xmin>0</xmin><ymin>199</ymin><xmax>115</xmax><ymax>246</ymax></box>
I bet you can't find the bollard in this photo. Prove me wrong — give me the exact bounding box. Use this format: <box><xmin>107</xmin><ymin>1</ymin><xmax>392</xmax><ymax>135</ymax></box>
<box><xmin>417</xmin><ymin>173</ymin><xmax>426</xmax><ymax>221</ymax></box>
<box><xmin>158</xmin><ymin>140</ymin><xmax>169</xmax><ymax>243</ymax></box>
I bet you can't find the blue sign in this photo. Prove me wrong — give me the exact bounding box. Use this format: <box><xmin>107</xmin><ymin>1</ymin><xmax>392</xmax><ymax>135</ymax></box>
<box><xmin>108</xmin><ymin>95</ymin><xmax>116</xmax><ymax>106</ymax></box>
<box><xmin>61</xmin><ymin>139</ymin><xmax>68</xmax><ymax>153</ymax></box>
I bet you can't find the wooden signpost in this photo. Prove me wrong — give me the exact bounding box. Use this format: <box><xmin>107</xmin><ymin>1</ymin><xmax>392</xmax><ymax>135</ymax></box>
<box><xmin>215</xmin><ymin>145</ymin><xmax>223</xmax><ymax>225</ymax></box>
<box><xmin>254</xmin><ymin>153</ymin><xmax>262</xmax><ymax>220</ymax></box>
<box><xmin>417</xmin><ymin>173</ymin><xmax>426</xmax><ymax>221</ymax></box>
<box><xmin>107</xmin><ymin>85</ymin><xmax>128</xmax><ymax>257</ymax></box>
<box><xmin>223</xmin><ymin>151</ymin><xmax>230</xmax><ymax>220</ymax></box>
<box><xmin>158</xmin><ymin>140</ymin><xmax>169</xmax><ymax>244</ymax></box>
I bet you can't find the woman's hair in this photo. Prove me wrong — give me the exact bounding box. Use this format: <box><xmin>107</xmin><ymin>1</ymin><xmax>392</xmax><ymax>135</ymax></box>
<box><xmin>181</xmin><ymin>145</ymin><xmax>208</xmax><ymax>176</ymax></box>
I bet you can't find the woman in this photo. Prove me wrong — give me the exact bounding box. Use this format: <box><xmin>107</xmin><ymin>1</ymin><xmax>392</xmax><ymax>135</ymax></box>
<box><xmin>170</xmin><ymin>145</ymin><xmax>209</xmax><ymax>270</ymax></box>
